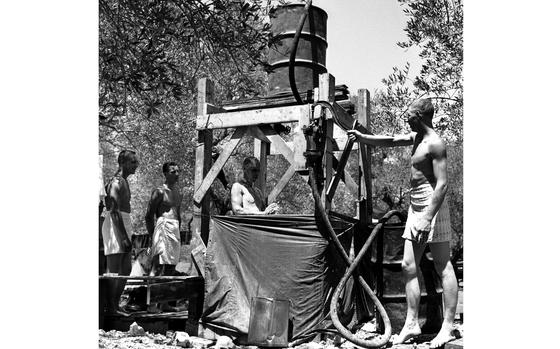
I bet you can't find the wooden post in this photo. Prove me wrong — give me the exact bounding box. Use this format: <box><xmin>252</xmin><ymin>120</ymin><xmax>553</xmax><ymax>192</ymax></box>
<box><xmin>357</xmin><ymin>88</ymin><xmax>372</xmax><ymax>224</ymax></box>
<box><xmin>355</xmin><ymin>88</ymin><xmax>374</xmax><ymax>321</ymax></box>
<box><xmin>319</xmin><ymin>73</ymin><xmax>335</xmax><ymax>211</ymax></box>
<box><xmin>194</xmin><ymin>78</ymin><xmax>214</xmax><ymax>245</ymax></box>
<box><xmin>254</xmin><ymin>131</ymin><xmax>270</xmax><ymax>204</ymax></box>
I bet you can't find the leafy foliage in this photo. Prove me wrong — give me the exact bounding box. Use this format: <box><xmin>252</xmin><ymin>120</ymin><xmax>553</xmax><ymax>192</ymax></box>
<box><xmin>374</xmin><ymin>0</ymin><xmax>463</xmax><ymax>143</ymax></box>
<box><xmin>99</xmin><ymin>0</ymin><xmax>276</xmax><ymax>231</ymax></box>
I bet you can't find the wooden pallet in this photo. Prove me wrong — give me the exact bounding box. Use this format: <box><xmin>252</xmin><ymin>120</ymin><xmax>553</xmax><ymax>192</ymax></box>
<box><xmin>99</xmin><ymin>275</ymin><xmax>204</xmax><ymax>334</ymax></box>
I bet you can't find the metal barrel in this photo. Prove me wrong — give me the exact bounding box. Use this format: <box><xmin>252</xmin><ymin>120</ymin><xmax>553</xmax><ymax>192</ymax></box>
<box><xmin>267</xmin><ymin>3</ymin><xmax>328</xmax><ymax>96</ymax></box>
<box><xmin>372</xmin><ymin>222</ymin><xmax>444</xmax><ymax>334</ymax></box>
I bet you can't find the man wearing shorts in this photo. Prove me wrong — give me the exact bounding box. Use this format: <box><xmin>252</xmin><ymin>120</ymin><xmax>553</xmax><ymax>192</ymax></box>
<box><xmin>348</xmin><ymin>99</ymin><xmax>458</xmax><ymax>348</ymax></box>
<box><xmin>102</xmin><ymin>149</ymin><xmax>139</xmax><ymax>316</ymax></box>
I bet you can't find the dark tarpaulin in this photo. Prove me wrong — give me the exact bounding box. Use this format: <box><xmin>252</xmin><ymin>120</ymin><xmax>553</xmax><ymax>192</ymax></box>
<box><xmin>201</xmin><ymin>214</ymin><xmax>356</xmax><ymax>338</ymax></box>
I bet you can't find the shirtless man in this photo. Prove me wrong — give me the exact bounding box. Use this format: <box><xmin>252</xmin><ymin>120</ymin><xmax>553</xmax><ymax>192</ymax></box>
<box><xmin>348</xmin><ymin>99</ymin><xmax>458</xmax><ymax>348</ymax></box>
<box><xmin>145</xmin><ymin>162</ymin><xmax>183</xmax><ymax>277</ymax></box>
<box><xmin>231</xmin><ymin>157</ymin><xmax>279</xmax><ymax>215</ymax></box>
<box><xmin>102</xmin><ymin>150</ymin><xmax>139</xmax><ymax>316</ymax></box>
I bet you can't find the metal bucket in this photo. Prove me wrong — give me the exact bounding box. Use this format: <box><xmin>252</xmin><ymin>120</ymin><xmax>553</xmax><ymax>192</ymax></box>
<box><xmin>372</xmin><ymin>222</ymin><xmax>444</xmax><ymax>334</ymax></box>
<box><xmin>267</xmin><ymin>3</ymin><xmax>328</xmax><ymax>96</ymax></box>
<box><xmin>247</xmin><ymin>297</ymin><xmax>290</xmax><ymax>347</ymax></box>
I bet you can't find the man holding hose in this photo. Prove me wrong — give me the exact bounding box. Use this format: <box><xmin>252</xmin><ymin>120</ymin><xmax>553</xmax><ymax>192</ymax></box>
<box><xmin>347</xmin><ymin>99</ymin><xmax>458</xmax><ymax>348</ymax></box>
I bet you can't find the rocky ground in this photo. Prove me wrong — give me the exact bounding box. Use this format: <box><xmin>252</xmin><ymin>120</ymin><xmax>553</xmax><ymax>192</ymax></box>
<box><xmin>99</xmin><ymin>320</ymin><xmax>463</xmax><ymax>349</ymax></box>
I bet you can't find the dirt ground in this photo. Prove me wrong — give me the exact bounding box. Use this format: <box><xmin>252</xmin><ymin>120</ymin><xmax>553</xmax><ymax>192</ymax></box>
<box><xmin>99</xmin><ymin>320</ymin><xmax>463</xmax><ymax>349</ymax></box>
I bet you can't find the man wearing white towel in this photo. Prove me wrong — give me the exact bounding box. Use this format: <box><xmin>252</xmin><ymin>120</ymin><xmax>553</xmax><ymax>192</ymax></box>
<box><xmin>102</xmin><ymin>149</ymin><xmax>139</xmax><ymax>316</ymax></box>
<box><xmin>145</xmin><ymin>161</ymin><xmax>183</xmax><ymax>311</ymax></box>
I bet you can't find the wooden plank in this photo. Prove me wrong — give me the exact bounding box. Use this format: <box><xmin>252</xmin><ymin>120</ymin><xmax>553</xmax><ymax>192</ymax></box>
<box><xmin>196</xmin><ymin>104</ymin><xmax>311</xmax><ymax>130</ymax></box>
<box><xmin>292</xmin><ymin>111</ymin><xmax>309</xmax><ymax>172</ymax></box>
<box><xmin>357</xmin><ymin>89</ymin><xmax>373</xmax><ymax>224</ymax></box>
<box><xmin>267</xmin><ymin>164</ymin><xmax>296</xmax><ymax>204</ymax></box>
<box><xmin>326</xmin><ymin>139</ymin><xmax>354</xmax><ymax>202</ymax></box>
<box><xmin>342</xmin><ymin>169</ymin><xmax>358</xmax><ymax>194</ymax></box>
<box><xmin>355</xmin><ymin>89</ymin><xmax>372</xmax><ymax>321</ymax></box>
<box><xmin>248</xmin><ymin>125</ymin><xmax>271</xmax><ymax>144</ymax></box>
<box><xmin>194</xmin><ymin>78</ymin><xmax>214</xmax><ymax>244</ymax></box>
<box><xmin>319</xmin><ymin>73</ymin><xmax>335</xmax><ymax>209</ymax></box>
<box><xmin>148</xmin><ymin>281</ymin><xmax>201</xmax><ymax>303</ymax></box>
<box><xmin>219</xmin><ymin>85</ymin><xmax>351</xmax><ymax>112</ymax></box>
<box><xmin>99</xmin><ymin>275</ymin><xmax>202</xmax><ymax>281</ymax></box>
<box><xmin>261</xmin><ymin>125</ymin><xmax>296</xmax><ymax>164</ymax></box>
<box><xmin>254</xmin><ymin>132</ymin><xmax>270</xmax><ymax>202</ymax></box>
<box><xmin>193</xmin><ymin>127</ymin><xmax>247</xmax><ymax>204</ymax></box>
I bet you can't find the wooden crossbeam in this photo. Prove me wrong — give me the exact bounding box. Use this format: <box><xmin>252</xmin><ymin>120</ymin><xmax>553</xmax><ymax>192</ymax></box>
<box><xmin>254</xmin><ymin>126</ymin><xmax>270</xmax><ymax>201</ymax></box>
<box><xmin>268</xmin><ymin>164</ymin><xmax>296</xmax><ymax>204</ymax></box>
<box><xmin>342</xmin><ymin>168</ymin><xmax>358</xmax><ymax>194</ymax></box>
<box><xmin>193</xmin><ymin>127</ymin><xmax>247</xmax><ymax>204</ymax></box>
<box><xmin>327</xmin><ymin>138</ymin><xmax>355</xmax><ymax>202</ymax></box>
<box><xmin>248</xmin><ymin>125</ymin><xmax>271</xmax><ymax>144</ymax></box>
<box><xmin>194</xmin><ymin>78</ymin><xmax>214</xmax><ymax>244</ymax></box>
<box><xmin>196</xmin><ymin>104</ymin><xmax>312</xmax><ymax>130</ymax></box>
<box><xmin>261</xmin><ymin>125</ymin><xmax>296</xmax><ymax>163</ymax></box>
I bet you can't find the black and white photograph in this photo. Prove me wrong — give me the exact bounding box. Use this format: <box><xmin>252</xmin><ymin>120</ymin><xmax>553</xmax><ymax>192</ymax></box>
<box><xmin>97</xmin><ymin>1</ymin><xmax>463</xmax><ymax>348</ymax></box>
<box><xmin>6</xmin><ymin>0</ymin><xmax>560</xmax><ymax>348</ymax></box>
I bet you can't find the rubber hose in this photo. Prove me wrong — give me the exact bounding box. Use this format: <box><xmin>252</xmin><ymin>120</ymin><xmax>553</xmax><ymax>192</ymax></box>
<box><xmin>288</xmin><ymin>0</ymin><xmax>313</xmax><ymax>105</ymax></box>
<box><xmin>308</xmin><ymin>166</ymin><xmax>401</xmax><ymax>348</ymax></box>
<box><xmin>313</xmin><ymin>100</ymin><xmax>356</xmax><ymax>132</ymax></box>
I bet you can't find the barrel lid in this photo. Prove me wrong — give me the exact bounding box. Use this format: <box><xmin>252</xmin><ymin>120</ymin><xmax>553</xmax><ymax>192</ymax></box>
<box><xmin>269</xmin><ymin>4</ymin><xmax>328</xmax><ymax>19</ymax></box>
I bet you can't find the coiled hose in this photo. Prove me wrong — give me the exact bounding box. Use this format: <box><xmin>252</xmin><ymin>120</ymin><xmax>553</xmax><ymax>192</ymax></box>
<box><xmin>307</xmin><ymin>166</ymin><xmax>400</xmax><ymax>348</ymax></box>
<box><xmin>286</xmin><ymin>1</ymin><xmax>395</xmax><ymax>346</ymax></box>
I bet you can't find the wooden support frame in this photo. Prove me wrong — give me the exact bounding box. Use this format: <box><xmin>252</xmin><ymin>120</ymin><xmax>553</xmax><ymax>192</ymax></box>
<box><xmin>193</xmin><ymin>127</ymin><xmax>247</xmax><ymax>204</ymax></box>
<box><xmin>326</xmin><ymin>139</ymin><xmax>354</xmax><ymax>202</ymax></box>
<box><xmin>194</xmin><ymin>78</ymin><xmax>214</xmax><ymax>244</ymax></box>
<box><xmin>193</xmin><ymin>77</ymin><xmax>375</xmax><ymax>247</ymax></box>
<box><xmin>357</xmin><ymin>88</ymin><xmax>373</xmax><ymax>225</ymax></box>
<box><xmin>196</xmin><ymin>104</ymin><xmax>312</xmax><ymax>130</ymax></box>
<box><xmin>253</xmin><ymin>127</ymin><xmax>270</xmax><ymax>201</ymax></box>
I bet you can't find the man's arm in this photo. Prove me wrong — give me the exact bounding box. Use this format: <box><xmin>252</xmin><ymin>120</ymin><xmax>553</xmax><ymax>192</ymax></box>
<box><xmin>108</xmin><ymin>178</ymin><xmax>132</xmax><ymax>251</ymax></box>
<box><xmin>347</xmin><ymin>130</ymin><xmax>415</xmax><ymax>147</ymax></box>
<box><xmin>145</xmin><ymin>188</ymin><xmax>163</xmax><ymax>236</ymax></box>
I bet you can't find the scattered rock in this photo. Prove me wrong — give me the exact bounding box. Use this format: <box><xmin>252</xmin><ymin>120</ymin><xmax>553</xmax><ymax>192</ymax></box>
<box><xmin>300</xmin><ymin>341</ymin><xmax>324</xmax><ymax>349</ymax></box>
<box><xmin>360</xmin><ymin>322</ymin><xmax>377</xmax><ymax>333</ymax></box>
<box><xmin>128</xmin><ymin>322</ymin><xmax>146</xmax><ymax>336</ymax></box>
<box><xmin>174</xmin><ymin>331</ymin><xmax>191</xmax><ymax>348</ymax></box>
<box><xmin>190</xmin><ymin>336</ymin><xmax>214</xmax><ymax>349</ymax></box>
<box><xmin>152</xmin><ymin>333</ymin><xmax>168</xmax><ymax>344</ymax></box>
<box><xmin>215</xmin><ymin>335</ymin><xmax>235</xmax><ymax>349</ymax></box>
<box><xmin>333</xmin><ymin>335</ymin><xmax>343</xmax><ymax>347</ymax></box>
